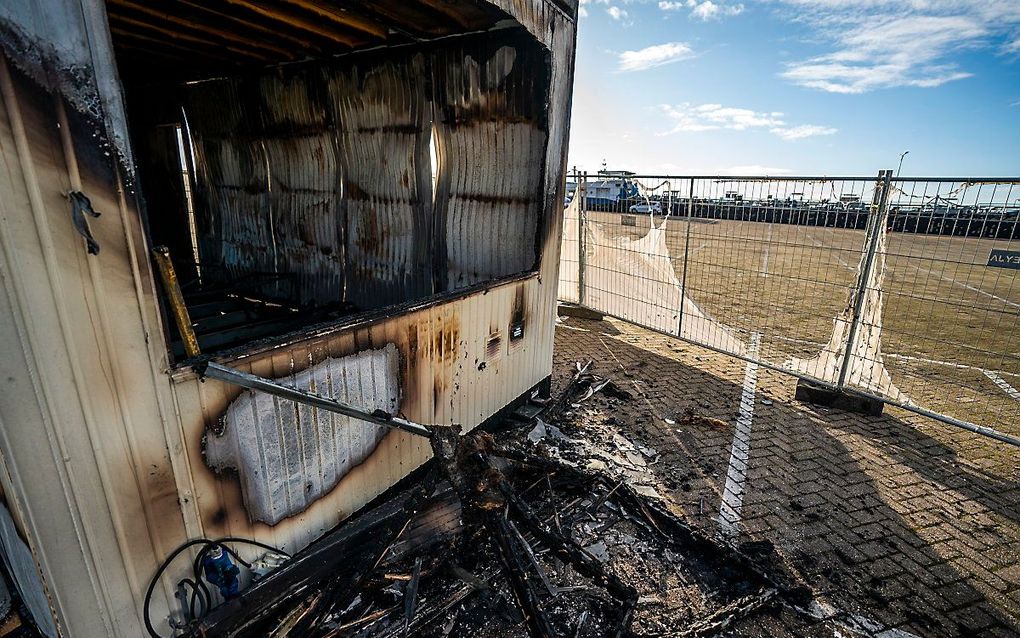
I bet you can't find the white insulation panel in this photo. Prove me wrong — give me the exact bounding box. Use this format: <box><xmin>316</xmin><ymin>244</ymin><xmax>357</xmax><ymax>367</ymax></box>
<box><xmin>206</xmin><ymin>345</ymin><xmax>401</xmax><ymax>525</ymax></box>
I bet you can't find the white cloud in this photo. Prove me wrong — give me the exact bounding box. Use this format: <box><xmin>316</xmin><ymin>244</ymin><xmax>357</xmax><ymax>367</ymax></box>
<box><xmin>770</xmin><ymin>124</ymin><xmax>838</xmax><ymax>140</ymax></box>
<box><xmin>618</xmin><ymin>42</ymin><xmax>695</xmax><ymax>71</ymax></box>
<box><xmin>659</xmin><ymin>0</ymin><xmax>743</xmax><ymax>21</ymax></box>
<box><xmin>607</xmin><ymin>6</ymin><xmax>628</xmax><ymax>20</ymax></box>
<box><xmin>659</xmin><ymin>103</ymin><xmax>784</xmax><ymax>133</ymax></box>
<box><xmin>775</xmin><ymin>1</ymin><xmax>1020</xmax><ymax>93</ymax></box>
<box><xmin>659</xmin><ymin>103</ymin><xmax>836</xmax><ymax>140</ymax></box>
<box><xmin>691</xmin><ymin>1</ymin><xmax>743</xmax><ymax>21</ymax></box>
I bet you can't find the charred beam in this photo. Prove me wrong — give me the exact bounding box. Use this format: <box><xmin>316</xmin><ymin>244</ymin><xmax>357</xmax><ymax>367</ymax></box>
<box><xmin>165</xmin><ymin>0</ymin><xmax>328</xmax><ymax>51</ymax></box>
<box><xmin>109</xmin><ymin>27</ymin><xmax>250</xmax><ymax>66</ymax></box>
<box><xmin>107</xmin><ymin>0</ymin><xmax>298</xmax><ymax>59</ymax></box>
<box><xmin>188</xmin><ymin>484</ymin><xmax>428</xmax><ymax>637</ymax></box>
<box><xmin>412</xmin><ymin>0</ymin><xmax>502</xmax><ymax>29</ymax></box>
<box><xmin>485</xmin><ymin>512</ymin><xmax>557</xmax><ymax>638</ymax></box>
<box><xmin>276</xmin><ymin>0</ymin><xmax>390</xmax><ymax>39</ymax></box>
<box><xmin>216</xmin><ymin>0</ymin><xmax>369</xmax><ymax>47</ymax></box>
<box><xmin>107</xmin><ymin>13</ymin><xmax>273</xmax><ymax>62</ymax></box>
<box><xmin>332</xmin><ymin>0</ymin><xmax>467</xmax><ymax>38</ymax></box>
<box><xmin>676</xmin><ymin>588</ymin><xmax>779</xmax><ymax>638</ymax></box>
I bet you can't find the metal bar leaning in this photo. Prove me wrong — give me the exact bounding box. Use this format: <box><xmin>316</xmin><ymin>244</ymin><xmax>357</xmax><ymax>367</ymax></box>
<box><xmin>197</xmin><ymin>361</ymin><xmax>433</xmax><ymax>439</ymax></box>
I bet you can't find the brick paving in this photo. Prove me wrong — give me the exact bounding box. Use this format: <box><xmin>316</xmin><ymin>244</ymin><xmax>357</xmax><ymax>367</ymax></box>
<box><xmin>552</xmin><ymin>316</ymin><xmax>1020</xmax><ymax>637</ymax></box>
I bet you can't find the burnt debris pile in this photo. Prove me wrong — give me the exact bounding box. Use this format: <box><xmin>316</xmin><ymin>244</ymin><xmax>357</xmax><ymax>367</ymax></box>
<box><xmin>188</xmin><ymin>361</ymin><xmax>810</xmax><ymax>638</ymax></box>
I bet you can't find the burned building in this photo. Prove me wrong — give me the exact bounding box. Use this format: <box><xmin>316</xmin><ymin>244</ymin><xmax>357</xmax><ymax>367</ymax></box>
<box><xmin>0</xmin><ymin>0</ymin><xmax>577</xmax><ymax>635</ymax></box>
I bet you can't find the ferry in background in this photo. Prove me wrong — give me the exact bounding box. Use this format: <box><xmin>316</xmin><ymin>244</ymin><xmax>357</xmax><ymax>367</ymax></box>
<box><xmin>564</xmin><ymin>169</ymin><xmax>641</xmax><ymax>210</ymax></box>
<box><xmin>583</xmin><ymin>170</ymin><xmax>640</xmax><ymax>209</ymax></box>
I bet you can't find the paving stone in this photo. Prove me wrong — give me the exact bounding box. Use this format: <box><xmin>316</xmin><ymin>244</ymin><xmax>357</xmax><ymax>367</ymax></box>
<box><xmin>552</xmin><ymin>318</ymin><xmax>1020</xmax><ymax>637</ymax></box>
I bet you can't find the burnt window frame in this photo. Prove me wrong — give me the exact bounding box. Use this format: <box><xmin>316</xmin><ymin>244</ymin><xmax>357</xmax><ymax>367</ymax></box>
<box><xmin>114</xmin><ymin>25</ymin><xmax>553</xmax><ymax>367</ymax></box>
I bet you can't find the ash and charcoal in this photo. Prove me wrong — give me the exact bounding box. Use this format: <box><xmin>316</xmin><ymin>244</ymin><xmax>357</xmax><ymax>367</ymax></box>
<box><xmin>208</xmin><ymin>360</ymin><xmax>816</xmax><ymax>638</ymax></box>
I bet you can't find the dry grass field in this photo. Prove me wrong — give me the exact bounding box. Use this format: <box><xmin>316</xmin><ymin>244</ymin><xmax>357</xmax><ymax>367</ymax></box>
<box><xmin>569</xmin><ymin>212</ymin><xmax>1020</xmax><ymax>436</ymax></box>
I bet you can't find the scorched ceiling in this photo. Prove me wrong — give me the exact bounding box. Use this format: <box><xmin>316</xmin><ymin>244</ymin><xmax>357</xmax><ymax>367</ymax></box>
<box><xmin>105</xmin><ymin>0</ymin><xmax>512</xmax><ymax>81</ymax></box>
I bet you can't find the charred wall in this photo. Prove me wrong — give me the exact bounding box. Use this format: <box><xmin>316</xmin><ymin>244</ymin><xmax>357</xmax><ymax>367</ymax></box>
<box><xmin>0</xmin><ymin>1</ymin><xmax>576</xmax><ymax>636</ymax></box>
<box><xmin>162</xmin><ymin>29</ymin><xmax>550</xmax><ymax>321</ymax></box>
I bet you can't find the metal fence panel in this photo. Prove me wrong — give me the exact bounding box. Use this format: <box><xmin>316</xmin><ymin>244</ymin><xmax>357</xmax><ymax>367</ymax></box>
<box><xmin>561</xmin><ymin>171</ymin><xmax>1020</xmax><ymax>445</ymax></box>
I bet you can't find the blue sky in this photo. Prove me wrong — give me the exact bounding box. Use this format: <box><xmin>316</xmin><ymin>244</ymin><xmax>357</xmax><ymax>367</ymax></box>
<box><xmin>567</xmin><ymin>0</ymin><xmax>1020</xmax><ymax>176</ymax></box>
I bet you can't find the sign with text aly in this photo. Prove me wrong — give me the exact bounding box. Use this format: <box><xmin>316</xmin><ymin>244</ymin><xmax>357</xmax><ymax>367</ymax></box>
<box><xmin>987</xmin><ymin>249</ymin><xmax>1020</xmax><ymax>270</ymax></box>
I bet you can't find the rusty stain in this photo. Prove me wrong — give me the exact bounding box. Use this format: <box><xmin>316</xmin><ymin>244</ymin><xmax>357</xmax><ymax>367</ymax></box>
<box><xmin>345</xmin><ymin>181</ymin><xmax>367</xmax><ymax>200</ymax></box>
<box><xmin>355</xmin><ymin>123</ymin><xmax>421</xmax><ymax>134</ymax></box>
<box><xmin>429</xmin><ymin>315</ymin><xmax>460</xmax><ymax>364</ymax></box>
<box><xmin>455</xmin><ymin>193</ymin><xmax>534</xmax><ymax>205</ymax></box>
<box><xmin>354</xmin><ymin>209</ymin><xmax>383</xmax><ymax>254</ymax></box>
<box><xmin>406</xmin><ymin>323</ymin><xmax>419</xmax><ymax>360</ymax></box>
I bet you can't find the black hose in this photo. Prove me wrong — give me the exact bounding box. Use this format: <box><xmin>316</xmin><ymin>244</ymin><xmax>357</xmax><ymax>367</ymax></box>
<box><xmin>174</xmin><ymin>578</ymin><xmax>205</xmax><ymax>621</ymax></box>
<box><xmin>144</xmin><ymin>537</ymin><xmax>291</xmax><ymax>638</ymax></box>
<box><xmin>144</xmin><ymin>539</ymin><xmax>216</xmax><ymax>638</ymax></box>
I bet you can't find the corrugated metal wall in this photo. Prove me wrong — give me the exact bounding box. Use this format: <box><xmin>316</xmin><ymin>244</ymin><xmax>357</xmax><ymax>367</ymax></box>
<box><xmin>433</xmin><ymin>37</ymin><xmax>550</xmax><ymax>290</ymax></box>
<box><xmin>330</xmin><ymin>52</ymin><xmax>433</xmax><ymax>307</ymax></box>
<box><xmin>0</xmin><ymin>0</ymin><xmax>576</xmax><ymax>636</ymax></box>
<box><xmin>0</xmin><ymin>60</ymin><xmax>191</xmax><ymax>637</ymax></box>
<box><xmin>185</xmin><ymin>31</ymin><xmax>550</xmax><ymax>312</ymax></box>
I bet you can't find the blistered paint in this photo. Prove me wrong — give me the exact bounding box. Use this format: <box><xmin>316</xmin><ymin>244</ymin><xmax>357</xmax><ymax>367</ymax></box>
<box><xmin>205</xmin><ymin>345</ymin><xmax>401</xmax><ymax>525</ymax></box>
<box><xmin>0</xmin><ymin>0</ymin><xmax>135</xmax><ymax>176</ymax></box>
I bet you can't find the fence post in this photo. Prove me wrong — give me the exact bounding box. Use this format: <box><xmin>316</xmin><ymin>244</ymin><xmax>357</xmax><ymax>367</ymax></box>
<box><xmin>578</xmin><ymin>171</ymin><xmax>587</xmax><ymax>306</ymax></box>
<box><xmin>836</xmin><ymin>169</ymin><xmax>893</xmax><ymax>389</ymax></box>
<box><xmin>678</xmin><ymin>177</ymin><xmax>695</xmax><ymax>337</ymax></box>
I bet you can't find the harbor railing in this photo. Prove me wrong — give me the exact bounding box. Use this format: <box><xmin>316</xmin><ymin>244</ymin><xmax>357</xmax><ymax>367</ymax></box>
<box><xmin>558</xmin><ymin>171</ymin><xmax>1020</xmax><ymax>445</ymax></box>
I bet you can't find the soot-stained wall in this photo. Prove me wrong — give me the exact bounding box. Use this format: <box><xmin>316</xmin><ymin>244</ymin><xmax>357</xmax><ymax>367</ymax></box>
<box><xmin>0</xmin><ymin>0</ymin><xmax>576</xmax><ymax>634</ymax></box>
<box><xmin>205</xmin><ymin>344</ymin><xmax>401</xmax><ymax>525</ymax></box>
<box><xmin>182</xmin><ymin>30</ymin><xmax>550</xmax><ymax>315</ymax></box>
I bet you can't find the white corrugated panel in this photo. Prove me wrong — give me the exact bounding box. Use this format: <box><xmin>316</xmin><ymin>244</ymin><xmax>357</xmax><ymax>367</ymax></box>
<box><xmin>206</xmin><ymin>345</ymin><xmax>401</xmax><ymax>525</ymax></box>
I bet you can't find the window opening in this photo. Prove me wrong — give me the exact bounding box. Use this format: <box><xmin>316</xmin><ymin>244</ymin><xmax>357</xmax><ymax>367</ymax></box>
<box><xmin>174</xmin><ymin>123</ymin><xmax>201</xmax><ymax>282</ymax></box>
<box><xmin>108</xmin><ymin>7</ymin><xmax>550</xmax><ymax>362</ymax></box>
<box><xmin>430</xmin><ymin>123</ymin><xmax>440</xmax><ymax>204</ymax></box>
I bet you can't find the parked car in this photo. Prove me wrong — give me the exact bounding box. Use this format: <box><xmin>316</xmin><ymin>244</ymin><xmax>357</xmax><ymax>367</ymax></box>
<box><xmin>629</xmin><ymin>202</ymin><xmax>662</xmax><ymax>214</ymax></box>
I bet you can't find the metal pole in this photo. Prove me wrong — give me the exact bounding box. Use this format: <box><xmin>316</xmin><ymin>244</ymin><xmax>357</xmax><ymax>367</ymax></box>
<box><xmin>836</xmin><ymin>170</ymin><xmax>892</xmax><ymax>389</ymax></box>
<box><xmin>199</xmin><ymin>361</ymin><xmax>434</xmax><ymax>439</ymax></box>
<box><xmin>578</xmin><ymin>171</ymin><xmax>587</xmax><ymax>307</ymax></box>
<box><xmin>678</xmin><ymin>177</ymin><xmax>695</xmax><ymax>337</ymax></box>
<box><xmin>152</xmin><ymin>246</ymin><xmax>201</xmax><ymax>358</ymax></box>
<box><xmin>896</xmin><ymin>151</ymin><xmax>909</xmax><ymax>177</ymax></box>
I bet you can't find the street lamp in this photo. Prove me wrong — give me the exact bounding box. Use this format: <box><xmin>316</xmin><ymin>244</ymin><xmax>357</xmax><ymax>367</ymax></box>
<box><xmin>896</xmin><ymin>150</ymin><xmax>909</xmax><ymax>177</ymax></box>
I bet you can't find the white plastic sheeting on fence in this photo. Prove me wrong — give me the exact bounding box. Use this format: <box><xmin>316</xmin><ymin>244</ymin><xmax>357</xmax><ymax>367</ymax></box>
<box><xmin>787</xmin><ymin>223</ymin><xmax>905</xmax><ymax>401</ymax></box>
<box><xmin>558</xmin><ymin>173</ymin><xmax>1020</xmax><ymax>446</ymax></box>
<box><xmin>573</xmin><ymin>207</ymin><xmax>745</xmax><ymax>355</ymax></box>
<box><xmin>557</xmin><ymin>196</ymin><xmax>580</xmax><ymax>304</ymax></box>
